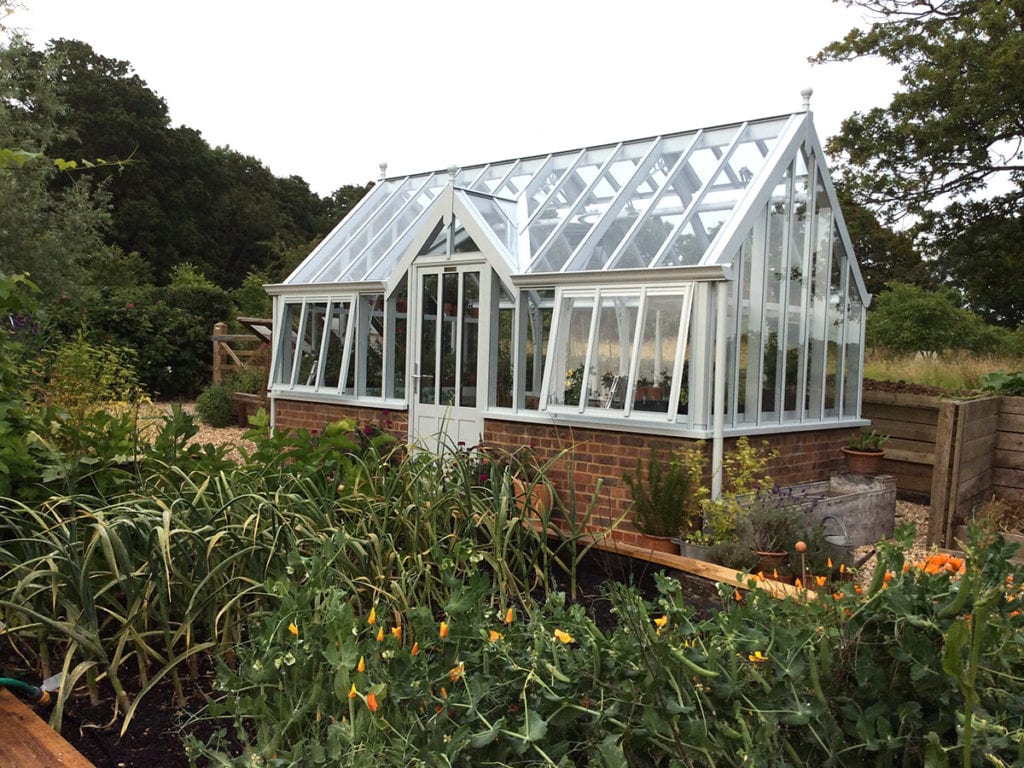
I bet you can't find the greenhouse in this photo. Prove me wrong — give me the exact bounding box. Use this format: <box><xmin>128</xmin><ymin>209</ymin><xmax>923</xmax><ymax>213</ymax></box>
<box><xmin>267</xmin><ymin>101</ymin><xmax>869</xmax><ymax>500</ymax></box>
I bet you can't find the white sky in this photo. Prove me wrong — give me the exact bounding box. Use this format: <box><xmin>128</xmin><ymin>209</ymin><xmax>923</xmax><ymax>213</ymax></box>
<box><xmin>13</xmin><ymin>0</ymin><xmax>901</xmax><ymax>198</ymax></box>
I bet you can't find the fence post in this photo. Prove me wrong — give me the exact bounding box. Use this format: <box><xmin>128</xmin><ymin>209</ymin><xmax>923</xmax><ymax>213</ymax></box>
<box><xmin>212</xmin><ymin>322</ymin><xmax>227</xmax><ymax>384</ymax></box>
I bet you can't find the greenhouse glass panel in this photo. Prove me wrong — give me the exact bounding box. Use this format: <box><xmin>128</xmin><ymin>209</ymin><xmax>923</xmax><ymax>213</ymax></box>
<box><xmin>526</xmin><ymin>146</ymin><xmax>616</xmax><ymax>257</ymax></box>
<box><xmin>358</xmin><ymin>294</ymin><xmax>385</xmax><ymax>397</ymax></box>
<box><xmin>322</xmin><ymin>300</ymin><xmax>352</xmax><ymax>389</ymax></box>
<box><xmin>439</xmin><ymin>273</ymin><xmax>459</xmax><ymax>403</ymax></box>
<box><xmin>460</xmin><ymin>272</ymin><xmax>480</xmax><ymax>408</ymax></box>
<box><xmin>825</xmin><ymin>225</ymin><xmax>847</xmax><ymax>417</ymax></box>
<box><xmin>494</xmin><ymin>279</ymin><xmax>515</xmax><ymax>408</ymax></box>
<box><xmin>585</xmin><ymin>293</ymin><xmax>640</xmax><ymax>412</ymax></box>
<box><xmin>387</xmin><ymin>277</ymin><xmax>408</xmax><ymax>399</ymax></box>
<box><xmin>634</xmin><ymin>293</ymin><xmax>686</xmax><ymax>415</ymax></box>
<box><xmin>783</xmin><ymin>149</ymin><xmax>811</xmax><ymax>420</ymax></box>
<box><xmin>287</xmin><ymin>181</ymin><xmax>397</xmax><ymax>283</ymax></box>
<box><xmin>296</xmin><ymin>301</ymin><xmax>329</xmax><ymax>387</ymax></box>
<box><xmin>310</xmin><ymin>176</ymin><xmax>431</xmax><ymax>283</ymax></box>
<box><xmin>522</xmin><ymin>289</ymin><xmax>554</xmax><ymax>411</ymax></box>
<box><xmin>549</xmin><ymin>295</ymin><xmax>594</xmax><ymax>407</ymax></box>
<box><xmin>275</xmin><ymin>301</ymin><xmax>302</xmax><ymax>386</ymax></box>
<box><xmin>418</xmin><ymin>219</ymin><xmax>447</xmax><ymax>256</ymax></box>
<box><xmin>467</xmin><ymin>161</ymin><xmax>518</xmax><ymax>194</ymax></box>
<box><xmin>843</xmin><ymin>274</ymin><xmax>863</xmax><ymax>419</ymax></box>
<box><xmin>490</xmin><ymin>156</ymin><xmax>549</xmax><ymax>199</ymax></box>
<box><xmin>805</xmin><ymin>168</ymin><xmax>832</xmax><ymax>420</ymax></box>
<box><xmin>459</xmin><ymin>190</ymin><xmax>517</xmax><ymax>259</ymax></box>
<box><xmin>352</xmin><ymin>175</ymin><xmax>448</xmax><ymax>281</ymax></box>
<box><xmin>419</xmin><ymin>274</ymin><xmax>438</xmax><ymax>405</ymax></box>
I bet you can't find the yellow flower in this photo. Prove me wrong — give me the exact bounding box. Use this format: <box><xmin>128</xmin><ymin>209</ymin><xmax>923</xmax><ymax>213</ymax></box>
<box><xmin>654</xmin><ymin>615</ymin><xmax>668</xmax><ymax>629</ymax></box>
<box><xmin>440</xmin><ymin>686</ymin><xmax>448</xmax><ymax>699</ymax></box>
<box><xmin>794</xmin><ymin>577</ymin><xmax>804</xmax><ymax>589</ymax></box>
<box><xmin>504</xmin><ymin>607</ymin><xmax>514</xmax><ymax>625</ymax></box>
<box><xmin>815</xmin><ymin>575</ymin><xmax>828</xmax><ymax>587</ymax></box>
<box><xmin>288</xmin><ymin>622</ymin><xmax>299</xmax><ymax>637</ymax></box>
<box><xmin>367</xmin><ymin>606</ymin><xmax>376</xmax><ymax>625</ymax></box>
<box><xmin>449</xmin><ymin>661</ymin><xmax>464</xmax><ymax>682</ymax></box>
<box><xmin>553</xmin><ymin>628</ymin><xmax>574</xmax><ymax>644</ymax></box>
<box><xmin>411</xmin><ymin>641</ymin><xmax>419</xmax><ymax>656</ymax></box>
<box><xmin>489</xmin><ymin>629</ymin><xmax>504</xmax><ymax>642</ymax></box>
<box><xmin>747</xmin><ymin>651</ymin><xmax>769</xmax><ymax>663</ymax></box>
<box><xmin>376</xmin><ymin>626</ymin><xmax>385</xmax><ymax>643</ymax></box>
<box><xmin>439</xmin><ymin>620</ymin><xmax>449</xmax><ymax>639</ymax></box>
<box><xmin>357</xmin><ymin>655</ymin><xmax>365</xmax><ymax>673</ymax></box>
<box><xmin>348</xmin><ymin>683</ymin><xmax>357</xmax><ymax>699</ymax></box>
<box><xmin>391</xmin><ymin>625</ymin><xmax>402</xmax><ymax>641</ymax></box>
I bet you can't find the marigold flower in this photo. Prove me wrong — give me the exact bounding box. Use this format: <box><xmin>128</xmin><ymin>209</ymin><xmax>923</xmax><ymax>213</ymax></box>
<box><xmin>488</xmin><ymin>629</ymin><xmax>503</xmax><ymax>642</ymax></box>
<box><xmin>288</xmin><ymin>622</ymin><xmax>299</xmax><ymax>637</ymax></box>
<box><xmin>654</xmin><ymin>615</ymin><xmax>669</xmax><ymax>629</ymax></box>
<box><xmin>553</xmin><ymin>628</ymin><xmax>574</xmax><ymax>644</ymax></box>
<box><xmin>348</xmin><ymin>683</ymin><xmax>357</xmax><ymax>699</ymax></box>
<box><xmin>376</xmin><ymin>626</ymin><xmax>385</xmax><ymax>643</ymax></box>
<box><xmin>504</xmin><ymin>607</ymin><xmax>514</xmax><ymax>625</ymax></box>
<box><xmin>1010</xmin><ymin>610</ymin><xmax>1021</xmax><ymax>618</ymax></box>
<box><xmin>411</xmin><ymin>641</ymin><xmax>419</xmax><ymax>656</ymax></box>
<box><xmin>815</xmin><ymin>575</ymin><xmax>828</xmax><ymax>587</ymax></box>
<box><xmin>357</xmin><ymin>655</ymin><xmax>365</xmax><ymax>673</ymax></box>
<box><xmin>449</xmin><ymin>661</ymin><xmax>464</xmax><ymax>682</ymax></box>
<box><xmin>439</xmin><ymin>620</ymin><xmax>449</xmax><ymax>639</ymax></box>
<box><xmin>391</xmin><ymin>625</ymin><xmax>402</xmax><ymax>640</ymax></box>
<box><xmin>366</xmin><ymin>691</ymin><xmax>379</xmax><ymax>713</ymax></box>
<box><xmin>747</xmin><ymin>651</ymin><xmax>769</xmax><ymax>663</ymax></box>
<box><xmin>368</xmin><ymin>606</ymin><xmax>376</xmax><ymax>625</ymax></box>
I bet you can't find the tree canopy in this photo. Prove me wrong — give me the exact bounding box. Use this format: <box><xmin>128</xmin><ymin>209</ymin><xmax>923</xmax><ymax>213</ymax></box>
<box><xmin>816</xmin><ymin>0</ymin><xmax>1024</xmax><ymax>327</ymax></box>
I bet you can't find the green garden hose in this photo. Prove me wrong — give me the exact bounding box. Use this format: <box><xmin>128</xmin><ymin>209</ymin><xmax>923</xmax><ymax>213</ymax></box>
<box><xmin>0</xmin><ymin>676</ymin><xmax>49</xmax><ymax>705</ymax></box>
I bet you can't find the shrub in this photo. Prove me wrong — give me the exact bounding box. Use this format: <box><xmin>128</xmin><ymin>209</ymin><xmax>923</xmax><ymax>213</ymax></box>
<box><xmin>195</xmin><ymin>382</ymin><xmax>233</xmax><ymax>427</ymax></box>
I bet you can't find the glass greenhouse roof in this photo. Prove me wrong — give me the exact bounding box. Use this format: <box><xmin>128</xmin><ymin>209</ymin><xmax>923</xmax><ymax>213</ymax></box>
<box><xmin>286</xmin><ymin>114</ymin><xmax>800</xmax><ymax>285</ymax></box>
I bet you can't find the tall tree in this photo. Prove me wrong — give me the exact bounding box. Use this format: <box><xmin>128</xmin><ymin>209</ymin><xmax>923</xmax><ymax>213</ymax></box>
<box><xmin>815</xmin><ymin>0</ymin><xmax>1024</xmax><ymax>326</ymax></box>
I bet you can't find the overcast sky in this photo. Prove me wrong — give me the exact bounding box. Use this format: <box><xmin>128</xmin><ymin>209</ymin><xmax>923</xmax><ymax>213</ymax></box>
<box><xmin>13</xmin><ymin>0</ymin><xmax>901</xmax><ymax>197</ymax></box>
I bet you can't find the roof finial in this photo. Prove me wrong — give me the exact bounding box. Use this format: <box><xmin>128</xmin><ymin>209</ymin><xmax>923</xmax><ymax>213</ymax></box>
<box><xmin>378</xmin><ymin>162</ymin><xmax>388</xmax><ymax>181</ymax></box>
<box><xmin>447</xmin><ymin>164</ymin><xmax>458</xmax><ymax>183</ymax></box>
<box><xmin>800</xmin><ymin>87</ymin><xmax>813</xmax><ymax>112</ymax></box>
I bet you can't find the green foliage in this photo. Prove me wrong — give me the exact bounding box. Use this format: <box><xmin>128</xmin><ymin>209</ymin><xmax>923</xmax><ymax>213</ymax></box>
<box><xmin>817</xmin><ymin>1</ymin><xmax>1024</xmax><ymax>326</ymax></box>
<box><xmin>195</xmin><ymin>382</ymin><xmax>233</xmax><ymax>427</ymax></box>
<box><xmin>867</xmin><ymin>282</ymin><xmax>1001</xmax><ymax>355</ymax></box>
<box><xmin>699</xmin><ymin>436</ymin><xmax>777</xmax><ymax>545</ymax></box>
<box><xmin>979</xmin><ymin>370</ymin><xmax>1024</xmax><ymax>396</ymax></box>
<box><xmin>231</xmin><ymin>268</ymin><xmax>273</xmax><ymax>318</ymax></box>
<box><xmin>623</xmin><ymin>447</ymin><xmax>695</xmax><ymax>537</ymax></box>
<box><xmin>846</xmin><ymin>427</ymin><xmax>888</xmax><ymax>452</ymax></box>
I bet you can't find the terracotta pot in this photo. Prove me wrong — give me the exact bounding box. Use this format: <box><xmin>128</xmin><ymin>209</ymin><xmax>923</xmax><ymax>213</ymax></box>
<box><xmin>840</xmin><ymin>447</ymin><xmax>886</xmax><ymax>474</ymax></box>
<box><xmin>755</xmin><ymin>550</ymin><xmax>789</xmax><ymax>573</ymax></box>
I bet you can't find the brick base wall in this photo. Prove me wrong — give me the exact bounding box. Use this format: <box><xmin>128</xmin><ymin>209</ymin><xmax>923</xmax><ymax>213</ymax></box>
<box><xmin>272</xmin><ymin>398</ymin><xmax>408</xmax><ymax>442</ymax></box>
<box><xmin>272</xmin><ymin>397</ymin><xmax>849</xmax><ymax>549</ymax></box>
<box><xmin>483</xmin><ymin>420</ymin><xmax>850</xmax><ymax>547</ymax></box>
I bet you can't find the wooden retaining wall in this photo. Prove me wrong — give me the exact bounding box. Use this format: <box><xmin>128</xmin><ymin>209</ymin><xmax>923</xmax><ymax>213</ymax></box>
<box><xmin>863</xmin><ymin>390</ymin><xmax>1011</xmax><ymax>546</ymax></box>
<box><xmin>994</xmin><ymin>396</ymin><xmax>1024</xmax><ymax>504</ymax></box>
<box><xmin>212</xmin><ymin>321</ymin><xmax>268</xmax><ymax>384</ymax></box>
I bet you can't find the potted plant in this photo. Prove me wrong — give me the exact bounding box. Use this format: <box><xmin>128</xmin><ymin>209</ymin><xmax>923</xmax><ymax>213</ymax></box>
<box><xmin>623</xmin><ymin>448</ymin><xmax>696</xmax><ymax>554</ymax></box>
<box><xmin>736</xmin><ymin>488</ymin><xmax>805</xmax><ymax>573</ymax></box>
<box><xmin>841</xmin><ymin>428</ymin><xmax>888</xmax><ymax>474</ymax></box>
<box><xmin>635</xmin><ymin>374</ymin><xmax>661</xmax><ymax>402</ymax></box>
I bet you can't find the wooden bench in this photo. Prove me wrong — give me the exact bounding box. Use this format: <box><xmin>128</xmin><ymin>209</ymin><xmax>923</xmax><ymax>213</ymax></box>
<box><xmin>0</xmin><ymin>689</ymin><xmax>93</xmax><ymax>767</ymax></box>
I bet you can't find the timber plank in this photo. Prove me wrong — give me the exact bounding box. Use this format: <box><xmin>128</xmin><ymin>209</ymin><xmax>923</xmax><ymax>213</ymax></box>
<box><xmin>960</xmin><ymin>412</ymin><xmax>1000</xmax><ymax>442</ymax></box>
<box><xmin>996</xmin><ymin>432</ymin><xmax>1024</xmax><ymax>453</ymax></box>
<box><xmin>0</xmin><ymin>690</ymin><xmax>93</xmax><ymax>768</ymax></box>
<box><xmin>863</xmin><ymin>390</ymin><xmax>945</xmax><ymax>410</ymax></box>
<box><xmin>869</xmin><ymin>417</ymin><xmax>937</xmax><ymax>442</ymax></box>
<box><xmin>999</xmin><ymin>396</ymin><xmax>1024</xmax><ymax>416</ymax></box>
<box><xmin>994</xmin><ymin>449</ymin><xmax>1024</xmax><ymax>472</ymax></box>
<box><xmin>1000</xmin><ymin>413</ymin><xmax>1024</xmax><ymax>432</ymax></box>
<box><xmin>863</xmin><ymin>403</ymin><xmax>940</xmax><ymax>427</ymax></box>
<box><xmin>993</xmin><ymin>466</ymin><xmax>1024</xmax><ymax>490</ymax></box>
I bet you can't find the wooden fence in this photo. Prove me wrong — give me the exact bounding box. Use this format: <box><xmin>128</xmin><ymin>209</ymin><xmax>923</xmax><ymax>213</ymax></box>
<box><xmin>212</xmin><ymin>321</ymin><xmax>269</xmax><ymax>384</ymax></box>
<box><xmin>862</xmin><ymin>390</ymin><xmax>1019</xmax><ymax>546</ymax></box>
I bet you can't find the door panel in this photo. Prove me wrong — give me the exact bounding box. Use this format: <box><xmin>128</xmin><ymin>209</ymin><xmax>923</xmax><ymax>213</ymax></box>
<box><xmin>411</xmin><ymin>265</ymin><xmax>486</xmax><ymax>448</ymax></box>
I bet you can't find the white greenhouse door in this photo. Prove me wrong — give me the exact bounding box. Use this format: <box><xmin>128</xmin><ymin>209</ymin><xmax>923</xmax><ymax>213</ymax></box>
<box><xmin>410</xmin><ymin>265</ymin><xmax>488</xmax><ymax>449</ymax></box>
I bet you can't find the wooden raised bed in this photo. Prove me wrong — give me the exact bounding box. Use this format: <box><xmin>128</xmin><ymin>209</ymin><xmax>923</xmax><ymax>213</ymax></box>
<box><xmin>0</xmin><ymin>689</ymin><xmax>93</xmax><ymax>767</ymax></box>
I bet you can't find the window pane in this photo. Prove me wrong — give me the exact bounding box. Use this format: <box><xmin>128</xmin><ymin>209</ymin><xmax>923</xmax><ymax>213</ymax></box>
<box><xmin>360</xmin><ymin>295</ymin><xmax>384</xmax><ymax>397</ymax></box>
<box><xmin>586</xmin><ymin>294</ymin><xmax>639</xmax><ymax>411</ymax></box>
<box><xmin>419</xmin><ymin>274</ymin><xmax>438</xmax><ymax>404</ymax></box>
<box><xmin>460</xmin><ymin>272</ymin><xmax>480</xmax><ymax>407</ymax></box>
<box><xmin>634</xmin><ymin>294</ymin><xmax>684</xmax><ymax>414</ymax></box>
<box><xmin>495</xmin><ymin>279</ymin><xmax>516</xmax><ymax>409</ymax></box>
<box><xmin>275</xmin><ymin>302</ymin><xmax>302</xmax><ymax>385</ymax></box>
<box><xmin>388</xmin><ymin>277</ymin><xmax>408</xmax><ymax>399</ymax></box>
<box><xmin>440</xmin><ymin>273</ymin><xmax>458</xmax><ymax>405</ymax></box>
<box><xmin>843</xmin><ymin>276</ymin><xmax>863</xmax><ymax>418</ymax></box>
<box><xmin>523</xmin><ymin>289</ymin><xmax>554</xmax><ymax>410</ymax></box>
<box><xmin>322</xmin><ymin>300</ymin><xmax>351</xmax><ymax>388</ymax></box>
<box><xmin>297</xmin><ymin>301</ymin><xmax>329</xmax><ymax>387</ymax></box>
<box><xmin>550</xmin><ymin>295</ymin><xmax>594</xmax><ymax>407</ymax></box>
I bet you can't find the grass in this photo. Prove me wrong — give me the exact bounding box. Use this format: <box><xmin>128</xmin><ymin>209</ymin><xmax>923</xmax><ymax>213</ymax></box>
<box><xmin>863</xmin><ymin>349</ymin><xmax>1024</xmax><ymax>393</ymax></box>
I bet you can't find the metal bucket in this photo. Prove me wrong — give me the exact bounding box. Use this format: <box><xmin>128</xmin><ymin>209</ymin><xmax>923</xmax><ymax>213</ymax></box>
<box><xmin>821</xmin><ymin>515</ymin><xmax>854</xmax><ymax>563</ymax></box>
